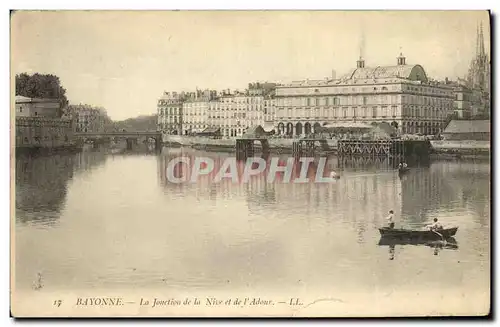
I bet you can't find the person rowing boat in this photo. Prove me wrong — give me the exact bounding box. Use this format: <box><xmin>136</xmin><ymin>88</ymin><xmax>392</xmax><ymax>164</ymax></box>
<box><xmin>426</xmin><ymin>218</ymin><xmax>444</xmax><ymax>240</ymax></box>
<box><xmin>330</xmin><ymin>171</ymin><xmax>340</xmax><ymax>179</ymax></box>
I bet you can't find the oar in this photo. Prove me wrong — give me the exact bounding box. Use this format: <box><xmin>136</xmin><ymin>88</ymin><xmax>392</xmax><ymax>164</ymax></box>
<box><xmin>432</xmin><ymin>229</ymin><xmax>445</xmax><ymax>242</ymax></box>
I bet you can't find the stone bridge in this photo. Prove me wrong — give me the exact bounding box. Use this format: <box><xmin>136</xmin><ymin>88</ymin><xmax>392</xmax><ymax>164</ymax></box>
<box><xmin>74</xmin><ymin>131</ymin><xmax>162</xmax><ymax>150</ymax></box>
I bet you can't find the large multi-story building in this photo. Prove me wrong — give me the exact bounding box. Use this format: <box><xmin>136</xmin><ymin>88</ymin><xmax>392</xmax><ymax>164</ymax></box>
<box><xmin>157</xmin><ymin>92</ymin><xmax>184</xmax><ymax>135</ymax></box>
<box><xmin>67</xmin><ymin>104</ymin><xmax>112</xmax><ymax>133</ymax></box>
<box><xmin>181</xmin><ymin>90</ymin><xmax>217</xmax><ymax>135</ymax></box>
<box><xmin>275</xmin><ymin>54</ymin><xmax>454</xmax><ymax>136</ymax></box>
<box><xmin>167</xmin><ymin>84</ymin><xmax>277</xmax><ymax>138</ymax></box>
<box><xmin>207</xmin><ymin>84</ymin><xmax>277</xmax><ymax>138</ymax></box>
<box><xmin>211</xmin><ymin>91</ymin><xmax>259</xmax><ymax>138</ymax></box>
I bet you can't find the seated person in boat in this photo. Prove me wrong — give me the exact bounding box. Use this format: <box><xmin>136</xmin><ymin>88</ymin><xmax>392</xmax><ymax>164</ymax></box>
<box><xmin>386</xmin><ymin>210</ymin><xmax>395</xmax><ymax>229</ymax></box>
<box><xmin>426</xmin><ymin>218</ymin><xmax>443</xmax><ymax>231</ymax></box>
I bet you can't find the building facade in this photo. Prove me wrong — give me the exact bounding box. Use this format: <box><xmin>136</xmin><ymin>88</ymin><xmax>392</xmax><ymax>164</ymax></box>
<box><xmin>275</xmin><ymin>54</ymin><xmax>454</xmax><ymax>136</ymax></box>
<box><xmin>210</xmin><ymin>92</ymin><xmax>261</xmax><ymax>138</ymax></box>
<box><xmin>177</xmin><ymin>85</ymin><xmax>277</xmax><ymax>138</ymax></box>
<box><xmin>67</xmin><ymin>105</ymin><xmax>112</xmax><ymax>133</ymax></box>
<box><xmin>181</xmin><ymin>90</ymin><xmax>217</xmax><ymax>135</ymax></box>
<box><xmin>157</xmin><ymin>92</ymin><xmax>184</xmax><ymax>135</ymax></box>
<box><xmin>15</xmin><ymin>95</ymin><xmax>75</xmax><ymax>149</ymax></box>
<box><xmin>451</xmin><ymin>83</ymin><xmax>484</xmax><ymax>119</ymax></box>
<box><xmin>15</xmin><ymin>95</ymin><xmax>61</xmax><ymax>118</ymax></box>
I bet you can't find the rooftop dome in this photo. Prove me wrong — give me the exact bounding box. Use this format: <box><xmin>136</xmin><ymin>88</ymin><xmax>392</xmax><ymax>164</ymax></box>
<box><xmin>342</xmin><ymin>64</ymin><xmax>428</xmax><ymax>83</ymax></box>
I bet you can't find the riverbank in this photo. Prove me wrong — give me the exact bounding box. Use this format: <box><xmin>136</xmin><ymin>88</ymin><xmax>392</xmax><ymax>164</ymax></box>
<box><xmin>163</xmin><ymin>135</ymin><xmax>337</xmax><ymax>154</ymax></box>
<box><xmin>162</xmin><ymin>135</ymin><xmax>490</xmax><ymax>158</ymax></box>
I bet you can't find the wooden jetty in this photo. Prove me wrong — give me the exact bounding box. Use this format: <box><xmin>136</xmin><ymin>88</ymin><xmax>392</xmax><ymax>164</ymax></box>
<box><xmin>336</xmin><ymin>139</ymin><xmax>431</xmax><ymax>158</ymax></box>
<box><xmin>235</xmin><ymin>138</ymin><xmax>270</xmax><ymax>160</ymax></box>
<box><xmin>291</xmin><ymin>138</ymin><xmax>431</xmax><ymax>158</ymax></box>
<box><xmin>291</xmin><ymin>139</ymin><xmax>331</xmax><ymax>157</ymax></box>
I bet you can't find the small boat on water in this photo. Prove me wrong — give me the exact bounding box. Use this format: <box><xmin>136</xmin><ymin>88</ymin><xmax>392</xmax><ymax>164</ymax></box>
<box><xmin>330</xmin><ymin>172</ymin><xmax>341</xmax><ymax>179</ymax></box>
<box><xmin>398</xmin><ymin>167</ymin><xmax>410</xmax><ymax>175</ymax></box>
<box><xmin>379</xmin><ymin>226</ymin><xmax>458</xmax><ymax>240</ymax></box>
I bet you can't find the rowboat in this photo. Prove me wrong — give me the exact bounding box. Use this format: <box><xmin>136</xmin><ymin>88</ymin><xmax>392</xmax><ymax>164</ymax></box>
<box><xmin>329</xmin><ymin>172</ymin><xmax>341</xmax><ymax>179</ymax></box>
<box><xmin>378</xmin><ymin>227</ymin><xmax>458</xmax><ymax>240</ymax></box>
<box><xmin>398</xmin><ymin>167</ymin><xmax>410</xmax><ymax>175</ymax></box>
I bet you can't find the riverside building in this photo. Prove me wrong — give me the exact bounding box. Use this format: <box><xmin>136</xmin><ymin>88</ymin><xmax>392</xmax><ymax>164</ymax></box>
<box><xmin>181</xmin><ymin>89</ymin><xmax>217</xmax><ymax>136</ymax></box>
<box><xmin>275</xmin><ymin>53</ymin><xmax>455</xmax><ymax>136</ymax></box>
<box><xmin>157</xmin><ymin>91</ymin><xmax>184</xmax><ymax>135</ymax></box>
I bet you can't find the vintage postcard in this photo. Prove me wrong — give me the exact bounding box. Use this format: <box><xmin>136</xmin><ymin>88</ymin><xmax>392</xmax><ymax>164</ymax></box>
<box><xmin>10</xmin><ymin>10</ymin><xmax>491</xmax><ymax>317</ymax></box>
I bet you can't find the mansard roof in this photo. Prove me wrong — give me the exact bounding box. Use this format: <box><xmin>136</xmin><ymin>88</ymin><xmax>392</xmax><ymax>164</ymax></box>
<box><xmin>342</xmin><ymin>64</ymin><xmax>428</xmax><ymax>83</ymax></box>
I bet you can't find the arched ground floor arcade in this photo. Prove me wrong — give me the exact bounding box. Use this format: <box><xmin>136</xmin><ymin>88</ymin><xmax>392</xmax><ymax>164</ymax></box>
<box><xmin>275</xmin><ymin>120</ymin><xmax>445</xmax><ymax>137</ymax></box>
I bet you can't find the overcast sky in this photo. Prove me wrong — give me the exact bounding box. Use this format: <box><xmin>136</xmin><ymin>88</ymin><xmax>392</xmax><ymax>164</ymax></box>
<box><xmin>11</xmin><ymin>10</ymin><xmax>490</xmax><ymax>120</ymax></box>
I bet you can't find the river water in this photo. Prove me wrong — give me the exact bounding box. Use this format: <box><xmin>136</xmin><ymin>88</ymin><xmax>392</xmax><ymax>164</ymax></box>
<box><xmin>14</xmin><ymin>147</ymin><xmax>491</xmax><ymax>316</ymax></box>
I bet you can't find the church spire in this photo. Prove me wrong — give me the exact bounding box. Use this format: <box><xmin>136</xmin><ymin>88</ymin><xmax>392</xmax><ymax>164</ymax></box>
<box><xmin>475</xmin><ymin>23</ymin><xmax>480</xmax><ymax>58</ymax></box>
<box><xmin>479</xmin><ymin>21</ymin><xmax>486</xmax><ymax>58</ymax></box>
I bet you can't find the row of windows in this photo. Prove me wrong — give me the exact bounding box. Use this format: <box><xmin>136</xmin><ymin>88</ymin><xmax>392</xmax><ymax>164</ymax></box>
<box><xmin>279</xmin><ymin>95</ymin><xmax>452</xmax><ymax>107</ymax></box>
<box><xmin>182</xmin><ymin>107</ymin><xmax>269</xmax><ymax>115</ymax></box>
<box><xmin>159</xmin><ymin>108</ymin><xmax>181</xmax><ymax>115</ymax></box>
<box><xmin>279</xmin><ymin>84</ymin><xmax>452</xmax><ymax>97</ymax></box>
<box><xmin>158</xmin><ymin>100</ymin><xmax>183</xmax><ymax>105</ymax></box>
<box><xmin>160</xmin><ymin>100</ymin><xmax>275</xmax><ymax>109</ymax></box>
<box><xmin>208</xmin><ymin>105</ymin><xmax>266</xmax><ymax>110</ymax></box>
<box><xmin>278</xmin><ymin>85</ymin><xmax>397</xmax><ymax>96</ymax></box>
<box><xmin>278</xmin><ymin>107</ymin><xmax>397</xmax><ymax>119</ymax></box>
<box><xmin>280</xmin><ymin>96</ymin><xmax>395</xmax><ymax>107</ymax></box>
<box><xmin>277</xmin><ymin>106</ymin><xmax>447</xmax><ymax>118</ymax></box>
<box><xmin>219</xmin><ymin>97</ymin><xmax>265</xmax><ymax>104</ymax></box>
<box><xmin>403</xmin><ymin>85</ymin><xmax>451</xmax><ymax>95</ymax></box>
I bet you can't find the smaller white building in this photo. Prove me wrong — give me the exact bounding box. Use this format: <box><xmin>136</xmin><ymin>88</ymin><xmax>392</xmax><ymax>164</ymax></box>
<box><xmin>15</xmin><ymin>95</ymin><xmax>60</xmax><ymax>118</ymax></box>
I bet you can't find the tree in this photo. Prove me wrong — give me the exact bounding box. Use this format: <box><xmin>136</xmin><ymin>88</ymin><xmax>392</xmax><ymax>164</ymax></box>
<box><xmin>15</xmin><ymin>73</ymin><xmax>69</xmax><ymax>117</ymax></box>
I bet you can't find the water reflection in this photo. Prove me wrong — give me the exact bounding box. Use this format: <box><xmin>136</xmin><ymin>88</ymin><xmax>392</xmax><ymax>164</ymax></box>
<box><xmin>380</xmin><ymin>238</ymin><xmax>459</xmax><ymax>261</ymax></box>
<box><xmin>157</xmin><ymin>148</ymin><xmax>403</xmax><ymax>242</ymax></box>
<box><xmin>157</xmin><ymin>149</ymin><xmax>490</xmax><ymax>245</ymax></box>
<box><xmin>14</xmin><ymin>147</ymin><xmax>490</xmax><ymax>298</ymax></box>
<box><xmin>400</xmin><ymin>161</ymin><xmax>490</xmax><ymax>227</ymax></box>
<box><xmin>15</xmin><ymin>150</ymin><xmax>108</xmax><ymax>226</ymax></box>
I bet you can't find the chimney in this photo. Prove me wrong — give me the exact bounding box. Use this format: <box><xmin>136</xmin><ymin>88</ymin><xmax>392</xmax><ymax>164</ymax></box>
<box><xmin>357</xmin><ymin>57</ymin><xmax>365</xmax><ymax>68</ymax></box>
<box><xmin>331</xmin><ymin>69</ymin><xmax>337</xmax><ymax>80</ymax></box>
<box><xmin>397</xmin><ymin>52</ymin><xmax>406</xmax><ymax>66</ymax></box>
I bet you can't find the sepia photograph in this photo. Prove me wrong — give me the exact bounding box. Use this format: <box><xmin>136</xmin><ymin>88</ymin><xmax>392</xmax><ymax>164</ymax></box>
<box><xmin>10</xmin><ymin>10</ymin><xmax>491</xmax><ymax>318</ymax></box>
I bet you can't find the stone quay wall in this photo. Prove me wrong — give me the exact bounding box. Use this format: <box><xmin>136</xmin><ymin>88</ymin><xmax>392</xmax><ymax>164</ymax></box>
<box><xmin>15</xmin><ymin>117</ymin><xmax>76</xmax><ymax>149</ymax></box>
<box><xmin>163</xmin><ymin>135</ymin><xmax>490</xmax><ymax>158</ymax></box>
